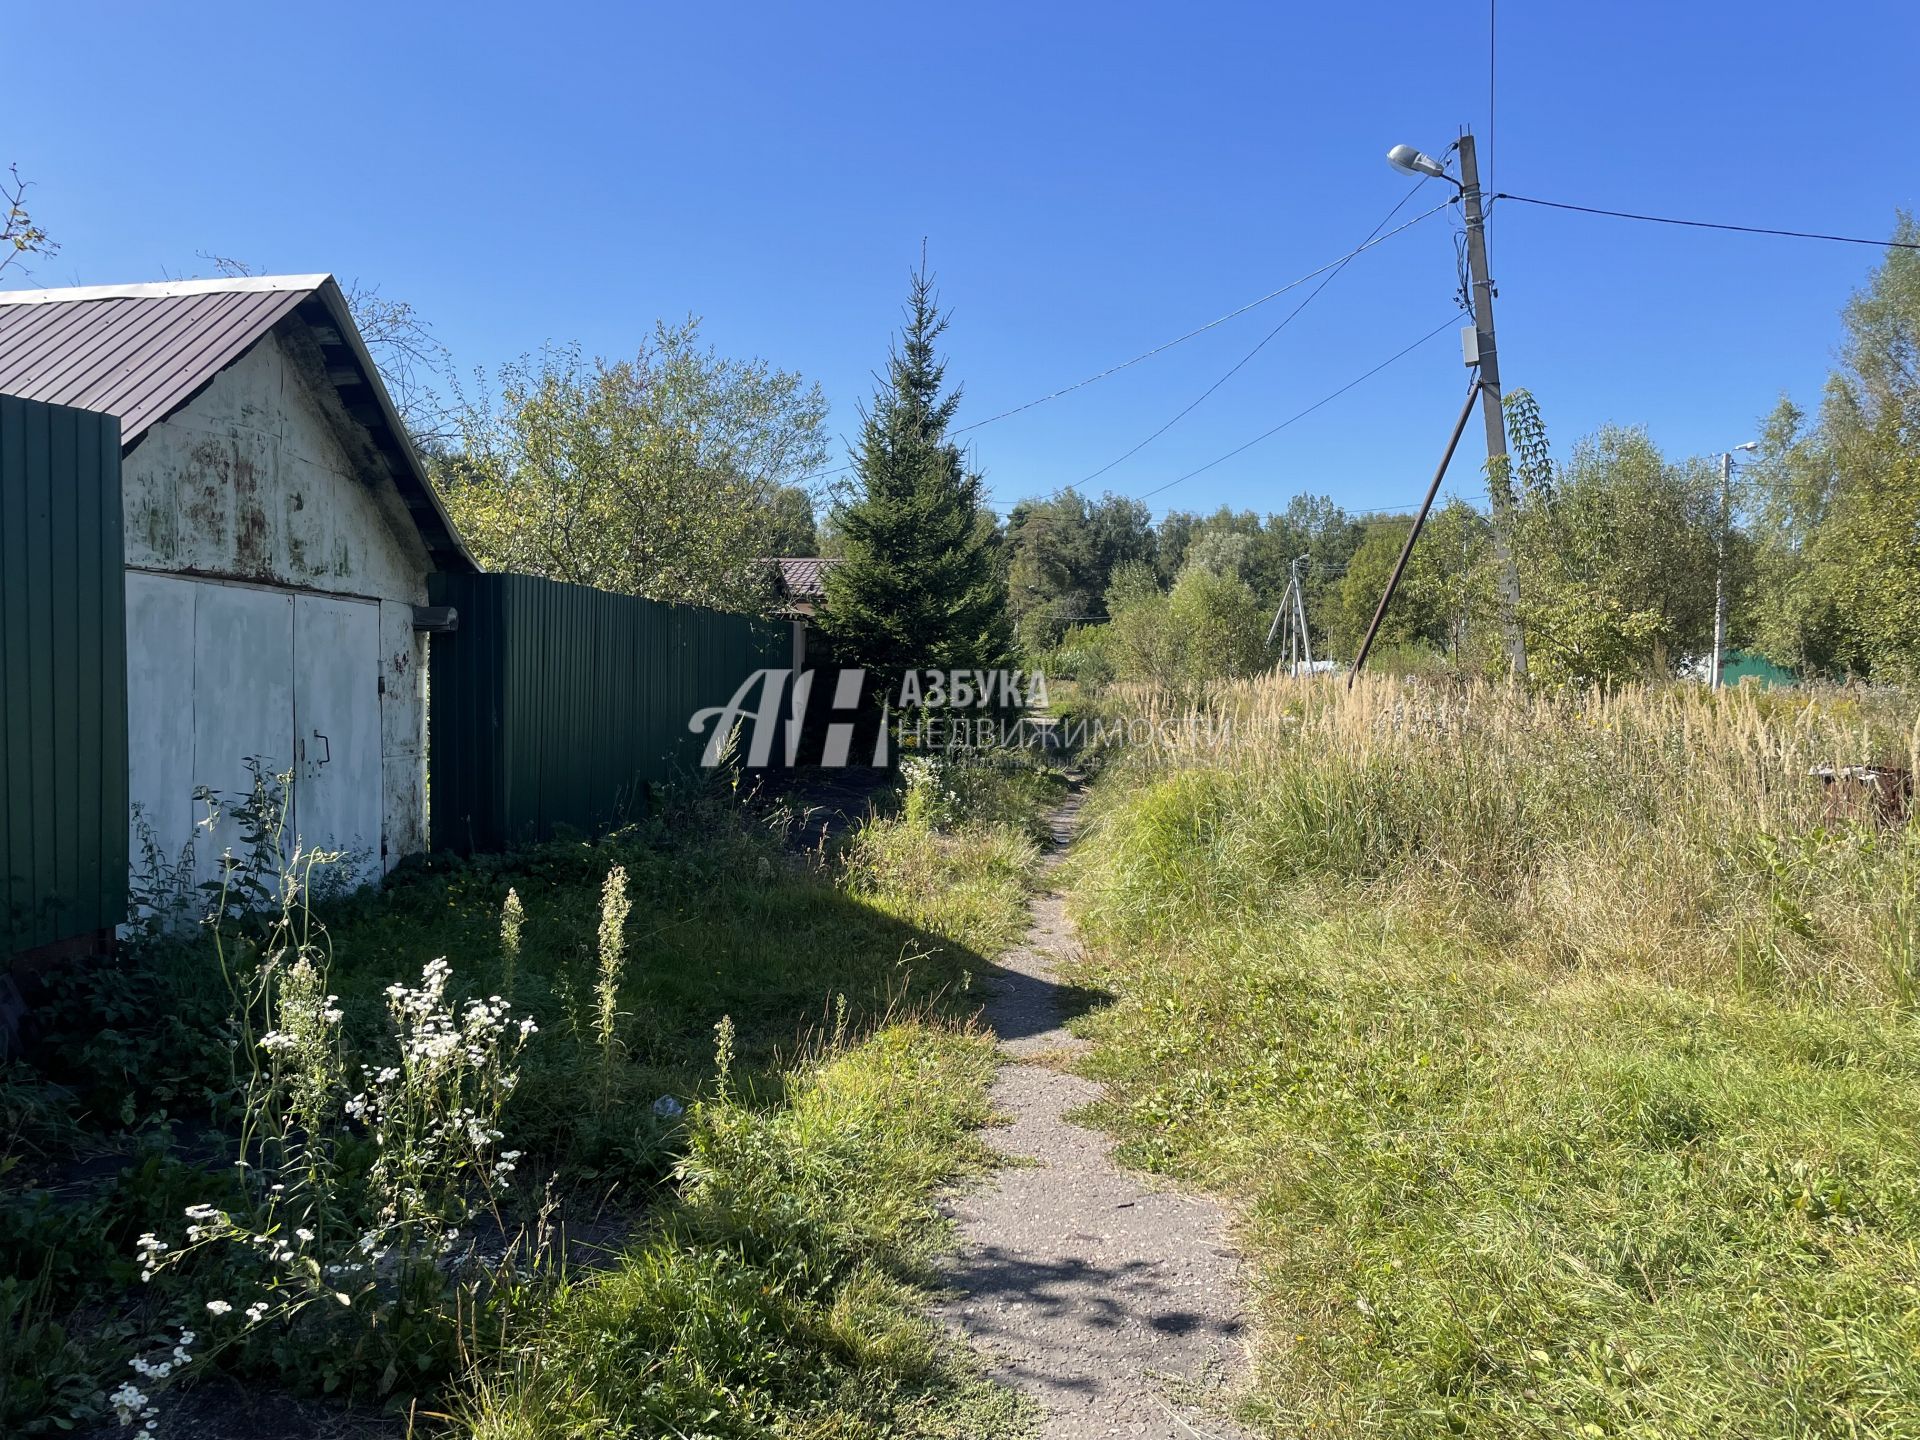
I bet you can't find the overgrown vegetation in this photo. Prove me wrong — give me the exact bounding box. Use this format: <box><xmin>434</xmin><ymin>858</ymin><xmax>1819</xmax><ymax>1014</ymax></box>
<box><xmin>461</xmin><ymin>1023</ymin><xmax>1026</xmax><ymax>1440</ymax></box>
<box><xmin>1</xmin><ymin>760</ymin><xmax>1055</xmax><ymax>1436</ymax></box>
<box><xmin>432</xmin><ymin>320</ymin><xmax>827</xmax><ymax>612</ymax></box>
<box><xmin>1065</xmin><ymin>676</ymin><xmax>1920</xmax><ymax>1437</ymax></box>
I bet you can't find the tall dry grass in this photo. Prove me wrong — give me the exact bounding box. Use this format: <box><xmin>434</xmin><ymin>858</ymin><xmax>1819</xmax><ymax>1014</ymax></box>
<box><xmin>1064</xmin><ymin>675</ymin><xmax>1920</xmax><ymax>1437</ymax></box>
<box><xmin>1087</xmin><ymin>675</ymin><xmax>1920</xmax><ymax>1003</ymax></box>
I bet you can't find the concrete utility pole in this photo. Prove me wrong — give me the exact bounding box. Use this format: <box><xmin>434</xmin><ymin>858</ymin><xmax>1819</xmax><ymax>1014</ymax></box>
<box><xmin>1292</xmin><ymin>554</ymin><xmax>1314</xmax><ymax>672</ymax></box>
<box><xmin>1456</xmin><ymin>132</ymin><xmax>1528</xmax><ymax>677</ymax></box>
<box><xmin>1710</xmin><ymin>442</ymin><xmax>1757</xmax><ymax>690</ymax></box>
<box><xmin>1711</xmin><ymin>450</ymin><xmax>1733</xmax><ymax>690</ymax></box>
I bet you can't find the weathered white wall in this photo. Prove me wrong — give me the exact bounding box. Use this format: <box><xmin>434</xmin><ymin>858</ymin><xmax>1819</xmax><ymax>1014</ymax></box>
<box><xmin>122</xmin><ymin>330</ymin><xmax>433</xmax><ymax>885</ymax></box>
<box><xmin>124</xmin><ymin>331</ymin><xmax>431</xmax><ymax>601</ymax></box>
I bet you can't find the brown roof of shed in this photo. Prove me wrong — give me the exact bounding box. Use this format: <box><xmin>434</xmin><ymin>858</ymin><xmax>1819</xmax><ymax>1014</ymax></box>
<box><xmin>0</xmin><ymin>275</ymin><xmax>475</xmax><ymax>570</ymax></box>
<box><xmin>764</xmin><ymin>555</ymin><xmax>839</xmax><ymax>601</ymax></box>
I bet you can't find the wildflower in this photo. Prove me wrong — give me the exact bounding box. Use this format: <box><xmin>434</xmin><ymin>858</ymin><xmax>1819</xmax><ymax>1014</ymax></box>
<box><xmin>205</xmin><ymin>1299</ymin><xmax>232</xmax><ymax>1316</ymax></box>
<box><xmin>109</xmin><ymin>1381</ymin><xmax>150</xmax><ymax>1425</ymax></box>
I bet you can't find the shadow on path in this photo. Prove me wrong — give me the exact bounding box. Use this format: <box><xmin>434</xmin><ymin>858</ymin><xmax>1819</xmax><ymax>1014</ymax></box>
<box><xmin>940</xmin><ymin>788</ymin><xmax>1253</xmax><ymax>1439</ymax></box>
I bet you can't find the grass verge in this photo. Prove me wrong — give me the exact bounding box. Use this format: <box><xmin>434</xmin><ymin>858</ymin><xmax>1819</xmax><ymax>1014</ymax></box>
<box><xmin>1064</xmin><ymin>677</ymin><xmax>1920</xmax><ymax>1438</ymax></box>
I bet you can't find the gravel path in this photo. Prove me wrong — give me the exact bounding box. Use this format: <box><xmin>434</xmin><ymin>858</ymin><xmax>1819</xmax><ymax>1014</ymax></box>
<box><xmin>942</xmin><ymin>794</ymin><xmax>1253</xmax><ymax>1439</ymax></box>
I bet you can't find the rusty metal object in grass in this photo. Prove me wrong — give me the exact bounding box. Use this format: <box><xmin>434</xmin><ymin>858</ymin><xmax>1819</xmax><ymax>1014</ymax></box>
<box><xmin>1811</xmin><ymin>765</ymin><xmax>1914</xmax><ymax>827</ymax></box>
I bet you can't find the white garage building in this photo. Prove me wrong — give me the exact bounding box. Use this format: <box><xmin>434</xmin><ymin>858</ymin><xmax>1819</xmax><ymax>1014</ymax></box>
<box><xmin>0</xmin><ymin>276</ymin><xmax>474</xmax><ymax>899</ymax></box>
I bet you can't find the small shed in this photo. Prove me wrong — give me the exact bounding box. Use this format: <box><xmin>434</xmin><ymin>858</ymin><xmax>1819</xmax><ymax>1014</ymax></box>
<box><xmin>762</xmin><ymin>555</ymin><xmax>839</xmax><ymax>670</ymax></box>
<box><xmin>0</xmin><ymin>276</ymin><xmax>475</xmax><ymax>905</ymax></box>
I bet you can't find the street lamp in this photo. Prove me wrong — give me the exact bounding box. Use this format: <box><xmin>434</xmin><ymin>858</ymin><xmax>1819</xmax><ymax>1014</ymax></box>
<box><xmin>1386</xmin><ymin>144</ymin><xmax>1457</xmax><ymax>184</ymax></box>
<box><xmin>1710</xmin><ymin>441</ymin><xmax>1760</xmax><ymax>691</ymax></box>
<box><xmin>1379</xmin><ymin>134</ymin><xmax>1529</xmax><ymax>675</ymax></box>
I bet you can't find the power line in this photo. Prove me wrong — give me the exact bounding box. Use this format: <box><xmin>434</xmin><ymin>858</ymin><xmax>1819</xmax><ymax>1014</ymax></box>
<box><xmin>1492</xmin><ymin>193</ymin><xmax>1920</xmax><ymax>251</ymax></box>
<box><xmin>961</xmin><ymin>192</ymin><xmax>1451</xmax><ymax>445</ymax></box>
<box><xmin>1487</xmin><ymin>0</ymin><xmax>1497</xmax><ymax>195</ymax></box>
<box><xmin>1124</xmin><ymin>313</ymin><xmax>1465</xmax><ymax>505</ymax></box>
<box><xmin>1348</xmin><ymin>489</ymin><xmax>1492</xmax><ymax>519</ymax></box>
<box><xmin>1065</xmin><ymin>190</ymin><xmax>1453</xmax><ymax>489</ymax></box>
<box><xmin>802</xmin><ymin>194</ymin><xmax>1457</xmax><ymax>496</ymax></box>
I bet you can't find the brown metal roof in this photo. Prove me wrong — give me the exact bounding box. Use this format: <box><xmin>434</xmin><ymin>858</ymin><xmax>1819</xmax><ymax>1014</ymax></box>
<box><xmin>764</xmin><ymin>555</ymin><xmax>839</xmax><ymax>601</ymax></box>
<box><xmin>0</xmin><ymin>276</ymin><xmax>475</xmax><ymax>570</ymax></box>
<box><xmin>0</xmin><ymin>280</ymin><xmax>310</xmax><ymax>440</ymax></box>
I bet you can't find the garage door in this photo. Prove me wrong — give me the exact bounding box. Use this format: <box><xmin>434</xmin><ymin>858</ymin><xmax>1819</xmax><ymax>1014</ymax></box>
<box><xmin>126</xmin><ymin>573</ymin><xmax>383</xmax><ymax>911</ymax></box>
<box><xmin>291</xmin><ymin>594</ymin><xmax>381</xmax><ymax>883</ymax></box>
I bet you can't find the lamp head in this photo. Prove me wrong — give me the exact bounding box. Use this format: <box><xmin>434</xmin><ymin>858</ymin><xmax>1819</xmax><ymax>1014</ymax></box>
<box><xmin>1734</xmin><ymin>441</ymin><xmax>1759</xmax><ymax>452</ymax></box>
<box><xmin>1387</xmin><ymin>144</ymin><xmax>1449</xmax><ymax>180</ymax></box>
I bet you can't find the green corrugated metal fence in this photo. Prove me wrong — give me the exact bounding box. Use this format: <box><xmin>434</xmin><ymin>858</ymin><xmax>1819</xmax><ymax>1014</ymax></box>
<box><xmin>1</xmin><ymin>396</ymin><xmax>128</xmax><ymax>959</ymax></box>
<box><xmin>427</xmin><ymin>572</ymin><xmax>790</xmax><ymax>853</ymax></box>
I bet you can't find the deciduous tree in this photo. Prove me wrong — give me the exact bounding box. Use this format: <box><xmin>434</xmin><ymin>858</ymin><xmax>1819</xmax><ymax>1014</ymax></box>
<box><xmin>435</xmin><ymin>321</ymin><xmax>828</xmax><ymax>612</ymax></box>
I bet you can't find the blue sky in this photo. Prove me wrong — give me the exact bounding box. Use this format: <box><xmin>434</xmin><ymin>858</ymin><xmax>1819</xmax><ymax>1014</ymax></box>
<box><xmin>7</xmin><ymin>1</ymin><xmax>1916</xmax><ymax>523</ymax></box>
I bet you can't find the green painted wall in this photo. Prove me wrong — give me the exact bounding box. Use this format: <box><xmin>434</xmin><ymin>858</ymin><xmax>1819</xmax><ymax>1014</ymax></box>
<box><xmin>427</xmin><ymin>572</ymin><xmax>789</xmax><ymax>853</ymax></box>
<box><xmin>1</xmin><ymin>396</ymin><xmax>128</xmax><ymax>959</ymax></box>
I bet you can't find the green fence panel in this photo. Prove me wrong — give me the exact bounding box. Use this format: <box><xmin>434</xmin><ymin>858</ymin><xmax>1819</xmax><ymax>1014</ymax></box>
<box><xmin>1</xmin><ymin>395</ymin><xmax>127</xmax><ymax>959</ymax></box>
<box><xmin>427</xmin><ymin>572</ymin><xmax>790</xmax><ymax>853</ymax></box>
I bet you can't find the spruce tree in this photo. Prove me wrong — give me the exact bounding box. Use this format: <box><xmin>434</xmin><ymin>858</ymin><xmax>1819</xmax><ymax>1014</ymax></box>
<box><xmin>820</xmin><ymin>268</ymin><xmax>1011</xmax><ymax>695</ymax></box>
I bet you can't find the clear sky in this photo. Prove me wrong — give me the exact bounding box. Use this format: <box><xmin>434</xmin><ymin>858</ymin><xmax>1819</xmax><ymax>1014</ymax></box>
<box><xmin>7</xmin><ymin>1</ymin><xmax>1916</xmax><ymax>523</ymax></box>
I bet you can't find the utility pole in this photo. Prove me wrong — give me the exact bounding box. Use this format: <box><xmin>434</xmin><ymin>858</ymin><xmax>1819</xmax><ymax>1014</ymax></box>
<box><xmin>1710</xmin><ymin>442</ymin><xmax>1756</xmax><ymax>690</ymax></box>
<box><xmin>1350</xmin><ymin>376</ymin><xmax>1483</xmax><ymax>686</ymax></box>
<box><xmin>1456</xmin><ymin>132</ymin><xmax>1528</xmax><ymax>677</ymax></box>
<box><xmin>1267</xmin><ymin>556</ymin><xmax>1318</xmax><ymax>675</ymax></box>
<box><xmin>1711</xmin><ymin>450</ymin><xmax>1732</xmax><ymax>691</ymax></box>
<box><xmin>1266</xmin><ymin>575</ymin><xmax>1294</xmax><ymax>659</ymax></box>
<box><xmin>1292</xmin><ymin>554</ymin><xmax>1313</xmax><ymax>672</ymax></box>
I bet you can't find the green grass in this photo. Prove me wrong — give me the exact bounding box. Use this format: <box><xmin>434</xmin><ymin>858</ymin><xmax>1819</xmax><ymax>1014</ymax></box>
<box><xmin>3</xmin><ymin>765</ymin><xmax>1055</xmax><ymax>1434</ymax></box>
<box><xmin>1064</xmin><ymin>678</ymin><xmax>1920</xmax><ymax>1439</ymax></box>
<box><xmin>462</xmin><ymin>1023</ymin><xmax>1032</xmax><ymax>1440</ymax></box>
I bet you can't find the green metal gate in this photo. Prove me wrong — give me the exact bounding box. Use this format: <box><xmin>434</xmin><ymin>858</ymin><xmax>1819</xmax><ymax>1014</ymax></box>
<box><xmin>1</xmin><ymin>395</ymin><xmax>127</xmax><ymax>961</ymax></box>
<box><xmin>427</xmin><ymin>572</ymin><xmax>790</xmax><ymax>853</ymax></box>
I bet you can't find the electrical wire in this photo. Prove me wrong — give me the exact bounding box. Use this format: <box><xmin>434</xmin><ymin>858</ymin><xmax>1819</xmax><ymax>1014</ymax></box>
<box><xmin>1487</xmin><ymin>0</ymin><xmax>1496</xmax><ymax>195</ymax></box>
<box><xmin>955</xmin><ymin>192</ymin><xmax>1452</xmax><ymax>440</ymax></box>
<box><xmin>1123</xmin><ymin>312</ymin><xmax>1466</xmax><ymax>505</ymax></box>
<box><xmin>1065</xmin><ymin>188</ymin><xmax>1453</xmax><ymax>489</ymax></box>
<box><xmin>800</xmin><ymin>193</ymin><xmax>1457</xmax><ymax>495</ymax></box>
<box><xmin>1492</xmin><ymin>193</ymin><xmax>1920</xmax><ymax>251</ymax></box>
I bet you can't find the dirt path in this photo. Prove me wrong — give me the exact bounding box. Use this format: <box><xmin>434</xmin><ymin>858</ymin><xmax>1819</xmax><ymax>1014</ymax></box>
<box><xmin>943</xmin><ymin>794</ymin><xmax>1252</xmax><ymax>1439</ymax></box>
